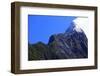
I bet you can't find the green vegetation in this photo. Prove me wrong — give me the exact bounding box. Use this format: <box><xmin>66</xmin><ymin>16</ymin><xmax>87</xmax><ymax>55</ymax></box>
<box><xmin>28</xmin><ymin>42</ymin><xmax>49</xmax><ymax>60</ymax></box>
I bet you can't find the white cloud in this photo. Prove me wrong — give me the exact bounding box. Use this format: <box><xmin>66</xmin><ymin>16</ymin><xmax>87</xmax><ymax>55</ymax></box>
<box><xmin>73</xmin><ymin>17</ymin><xmax>88</xmax><ymax>38</ymax></box>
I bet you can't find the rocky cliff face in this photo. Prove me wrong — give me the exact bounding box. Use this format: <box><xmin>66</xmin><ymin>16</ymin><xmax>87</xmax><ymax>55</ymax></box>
<box><xmin>48</xmin><ymin>22</ymin><xmax>88</xmax><ymax>59</ymax></box>
<box><xmin>28</xmin><ymin>22</ymin><xmax>88</xmax><ymax>60</ymax></box>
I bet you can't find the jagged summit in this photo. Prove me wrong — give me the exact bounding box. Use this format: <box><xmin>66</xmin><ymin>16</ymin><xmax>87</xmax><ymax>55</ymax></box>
<box><xmin>65</xmin><ymin>22</ymin><xmax>83</xmax><ymax>34</ymax></box>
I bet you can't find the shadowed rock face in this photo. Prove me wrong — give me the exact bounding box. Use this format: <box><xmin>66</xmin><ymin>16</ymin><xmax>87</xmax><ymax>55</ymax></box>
<box><xmin>28</xmin><ymin>22</ymin><xmax>88</xmax><ymax>60</ymax></box>
<box><xmin>48</xmin><ymin>29</ymin><xmax>88</xmax><ymax>59</ymax></box>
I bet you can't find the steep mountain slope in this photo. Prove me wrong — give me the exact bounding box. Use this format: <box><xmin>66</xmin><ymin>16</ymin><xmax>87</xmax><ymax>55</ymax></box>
<box><xmin>48</xmin><ymin>22</ymin><xmax>88</xmax><ymax>59</ymax></box>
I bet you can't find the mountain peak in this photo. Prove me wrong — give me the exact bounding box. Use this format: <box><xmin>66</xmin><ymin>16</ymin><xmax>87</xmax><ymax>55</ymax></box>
<box><xmin>66</xmin><ymin>21</ymin><xmax>83</xmax><ymax>34</ymax></box>
<box><xmin>73</xmin><ymin>24</ymin><xmax>83</xmax><ymax>32</ymax></box>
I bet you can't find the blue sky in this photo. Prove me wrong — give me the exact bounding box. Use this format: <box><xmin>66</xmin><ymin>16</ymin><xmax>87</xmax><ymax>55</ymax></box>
<box><xmin>28</xmin><ymin>15</ymin><xmax>76</xmax><ymax>44</ymax></box>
